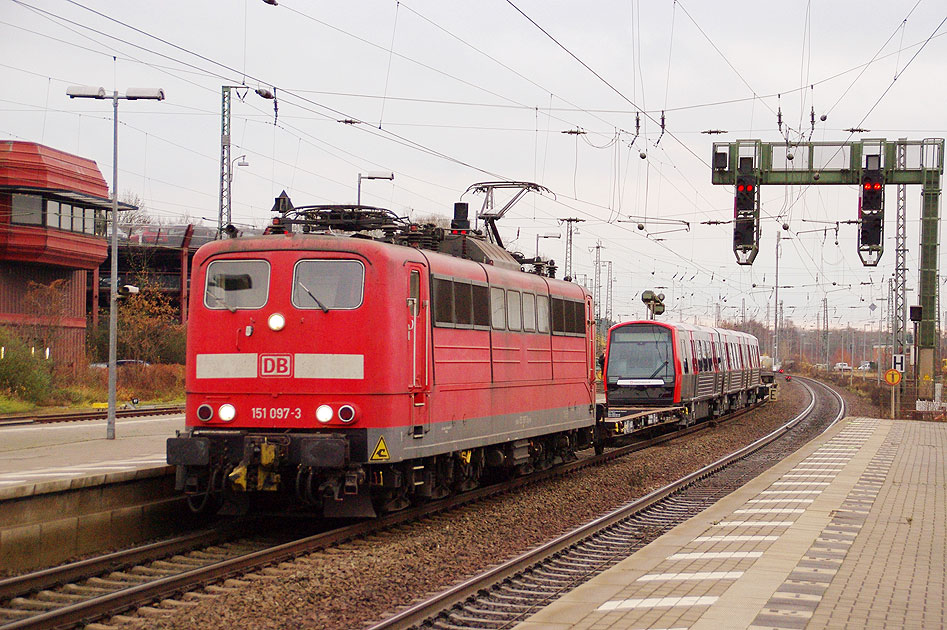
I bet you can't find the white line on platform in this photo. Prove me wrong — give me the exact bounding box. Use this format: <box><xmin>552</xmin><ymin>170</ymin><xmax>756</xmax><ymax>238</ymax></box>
<box><xmin>637</xmin><ymin>571</ymin><xmax>744</xmax><ymax>582</ymax></box>
<box><xmin>598</xmin><ymin>596</ymin><xmax>719</xmax><ymax>611</ymax></box>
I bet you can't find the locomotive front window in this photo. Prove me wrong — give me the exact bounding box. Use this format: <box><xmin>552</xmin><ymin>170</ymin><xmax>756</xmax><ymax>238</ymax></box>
<box><xmin>205</xmin><ymin>260</ymin><xmax>270</xmax><ymax>310</ymax></box>
<box><xmin>292</xmin><ymin>260</ymin><xmax>365</xmax><ymax>310</ymax></box>
<box><xmin>606</xmin><ymin>325</ymin><xmax>673</xmax><ymax>382</ymax></box>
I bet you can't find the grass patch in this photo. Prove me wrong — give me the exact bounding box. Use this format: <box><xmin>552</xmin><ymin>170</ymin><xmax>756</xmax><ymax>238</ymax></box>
<box><xmin>0</xmin><ymin>395</ymin><xmax>34</xmax><ymax>414</ymax></box>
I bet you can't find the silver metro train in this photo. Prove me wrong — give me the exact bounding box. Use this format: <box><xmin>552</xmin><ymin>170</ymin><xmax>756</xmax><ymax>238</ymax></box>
<box><xmin>603</xmin><ymin>320</ymin><xmax>769</xmax><ymax>425</ymax></box>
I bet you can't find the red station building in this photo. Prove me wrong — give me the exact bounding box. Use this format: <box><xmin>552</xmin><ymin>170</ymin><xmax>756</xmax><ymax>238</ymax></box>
<box><xmin>0</xmin><ymin>141</ymin><xmax>111</xmax><ymax>369</ymax></box>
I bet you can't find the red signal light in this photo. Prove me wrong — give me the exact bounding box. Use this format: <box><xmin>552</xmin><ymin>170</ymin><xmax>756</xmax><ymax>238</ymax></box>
<box><xmin>737</xmin><ymin>184</ymin><xmax>746</xmax><ymax>192</ymax></box>
<box><xmin>864</xmin><ymin>183</ymin><xmax>872</xmax><ymax>190</ymax></box>
<box><xmin>873</xmin><ymin>182</ymin><xmax>882</xmax><ymax>190</ymax></box>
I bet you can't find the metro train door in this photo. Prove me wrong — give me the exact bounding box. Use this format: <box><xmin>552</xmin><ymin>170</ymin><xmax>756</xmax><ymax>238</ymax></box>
<box><xmin>407</xmin><ymin>264</ymin><xmax>430</xmax><ymax>435</ymax></box>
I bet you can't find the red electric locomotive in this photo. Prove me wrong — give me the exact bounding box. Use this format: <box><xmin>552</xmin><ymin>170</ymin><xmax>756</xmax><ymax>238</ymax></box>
<box><xmin>602</xmin><ymin>320</ymin><xmax>768</xmax><ymax>429</ymax></box>
<box><xmin>167</xmin><ymin>190</ymin><xmax>596</xmax><ymax>517</ymax></box>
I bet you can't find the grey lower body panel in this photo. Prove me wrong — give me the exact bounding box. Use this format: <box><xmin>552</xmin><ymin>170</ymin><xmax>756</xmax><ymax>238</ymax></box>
<box><xmin>374</xmin><ymin>404</ymin><xmax>594</xmax><ymax>463</ymax></box>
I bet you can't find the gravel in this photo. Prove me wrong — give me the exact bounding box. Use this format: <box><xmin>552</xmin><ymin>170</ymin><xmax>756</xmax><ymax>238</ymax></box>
<box><xmin>125</xmin><ymin>380</ymin><xmax>817</xmax><ymax>630</ymax></box>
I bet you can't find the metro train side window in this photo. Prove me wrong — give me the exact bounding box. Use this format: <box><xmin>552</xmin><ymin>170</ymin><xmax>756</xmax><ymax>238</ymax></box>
<box><xmin>292</xmin><ymin>259</ymin><xmax>365</xmax><ymax>310</ymax></box>
<box><xmin>205</xmin><ymin>260</ymin><xmax>270</xmax><ymax>310</ymax></box>
<box><xmin>490</xmin><ymin>287</ymin><xmax>506</xmax><ymax>329</ymax></box>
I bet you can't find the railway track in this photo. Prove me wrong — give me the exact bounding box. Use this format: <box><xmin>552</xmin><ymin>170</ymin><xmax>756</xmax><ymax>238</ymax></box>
<box><xmin>364</xmin><ymin>377</ymin><xmax>844</xmax><ymax>629</ymax></box>
<box><xmin>0</xmin><ymin>405</ymin><xmax>184</xmax><ymax>427</ymax></box>
<box><xmin>0</xmin><ymin>391</ymin><xmax>792</xmax><ymax>629</ymax></box>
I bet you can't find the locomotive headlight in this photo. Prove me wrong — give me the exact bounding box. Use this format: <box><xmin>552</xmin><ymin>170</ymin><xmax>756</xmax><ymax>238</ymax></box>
<box><xmin>268</xmin><ymin>312</ymin><xmax>286</xmax><ymax>331</ymax></box>
<box><xmin>218</xmin><ymin>404</ymin><xmax>237</xmax><ymax>422</ymax></box>
<box><xmin>316</xmin><ymin>404</ymin><xmax>333</xmax><ymax>423</ymax></box>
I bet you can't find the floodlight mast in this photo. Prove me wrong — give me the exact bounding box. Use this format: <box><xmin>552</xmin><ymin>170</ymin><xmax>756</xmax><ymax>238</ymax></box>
<box><xmin>66</xmin><ymin>85</ymin><xmax>165</xmax><ymax>439</ymax></box>
<box><xmin>66</xmin><ymin>85</ymin><xmax>106</xmax><ymax>99</ymax></box>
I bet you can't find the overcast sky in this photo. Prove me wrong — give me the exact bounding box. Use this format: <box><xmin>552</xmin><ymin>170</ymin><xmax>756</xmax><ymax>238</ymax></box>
<box><xmin>3</xmin><ymin>0</ymin><xmax>946</xmax><ymax>331</ymax></box>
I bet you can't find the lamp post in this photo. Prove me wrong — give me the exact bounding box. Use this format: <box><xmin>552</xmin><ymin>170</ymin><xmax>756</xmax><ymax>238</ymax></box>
<box><xmin>357</xmin><ymin>171</ymin><xmax>394</xmax><ymax>205</ymax></box>
<box><xmin>67</xmin><ymin>85</ymin><xmax>165</xmax><ymax>440</ymax></box>
<box><xmin>535</xmin><ymin>233</ymin><xmax>561</xmax><ymax>258</ymax></box>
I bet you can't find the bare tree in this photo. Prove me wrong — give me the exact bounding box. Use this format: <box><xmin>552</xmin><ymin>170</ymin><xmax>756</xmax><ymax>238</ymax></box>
<box><xmin>120</xmin><ymin>190</ymin><xmax>153</xmax><ymax>226</ymax></box>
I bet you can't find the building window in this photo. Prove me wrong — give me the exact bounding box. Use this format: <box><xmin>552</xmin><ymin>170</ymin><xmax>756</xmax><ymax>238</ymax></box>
<box><xmin>95</xmin><ymin>209</ymin><xmax>108</xmax><ymax>236</ymax></box>
<box><xmin>12</xmin><ymin>194</ymin><xmax>43</xmax><ymax>225</ymax></box>
<box><xmin>46</xmin><ymin>200</ymin><xmax>60</xmax><ymax>228</ymax></box>
<box><xmin>83</xmin><ymin>207</ymin><xmax>95</xmax><ymax>234</ymax></box>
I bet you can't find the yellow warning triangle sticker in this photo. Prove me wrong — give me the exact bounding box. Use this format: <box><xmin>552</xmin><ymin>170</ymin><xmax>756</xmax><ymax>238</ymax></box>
<box><xmin>370</xmin><ymin>436</ymin><xmax>390</xmax><ymax>461</ymax></box>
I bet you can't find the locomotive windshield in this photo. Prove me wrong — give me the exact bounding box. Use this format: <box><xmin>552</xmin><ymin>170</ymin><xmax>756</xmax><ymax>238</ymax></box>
<box><xmin>606</xmin><ymin>324</ymin><xmax>673</xmax><ymax>382</ymax></box>
<box><xmin>204</xmin><ymin>260</ymin><xmax>270</xmax><ymax>310</ymax></box>
<box><xmin>292</xmin><ymin>260</ymin><xmax>365</xmax><ymax>310</ymax></box>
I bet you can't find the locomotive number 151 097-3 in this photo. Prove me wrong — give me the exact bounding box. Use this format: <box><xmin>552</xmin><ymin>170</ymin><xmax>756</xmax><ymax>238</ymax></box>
<box><xmin>251</xmin><ymin>407</ymin><xmax>302</xmax><ymax>420</ymax></box>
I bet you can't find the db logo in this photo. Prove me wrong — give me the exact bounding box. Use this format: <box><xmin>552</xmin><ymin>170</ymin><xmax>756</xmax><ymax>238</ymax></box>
<box><xmin>260</xmin><ymin>354</ymin><xmax>293</xmax><ymax>377</ymax></box>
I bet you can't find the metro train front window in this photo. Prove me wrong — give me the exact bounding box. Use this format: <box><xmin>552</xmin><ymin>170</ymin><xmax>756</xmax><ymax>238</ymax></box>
<box><xmin>204</xmin><ymin>260</ymin><xmax>270</xmax><ymax>310</ymax></box>
<box><xmin>292</xmin><ymin>260</ymin><xmax>365</xmax><ymax>310</ymax></box>
<box><xmin>607</xmin><ymin>326</ymin><xmax>673</xmax><ymax>382</ymax></box>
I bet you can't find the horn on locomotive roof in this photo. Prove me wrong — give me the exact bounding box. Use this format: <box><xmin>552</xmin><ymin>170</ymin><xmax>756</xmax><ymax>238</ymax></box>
<box><xmin>465</xmin><ymin>181</ymin><xmax>553</xmax><ymax>248</ymax></box>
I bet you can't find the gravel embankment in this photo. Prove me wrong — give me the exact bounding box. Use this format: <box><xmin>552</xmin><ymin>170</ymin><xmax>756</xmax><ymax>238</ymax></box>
<box><xmin>128</xmin><ymin>380</ymin><xmax>824</xmax><ymax>630</ymax></box>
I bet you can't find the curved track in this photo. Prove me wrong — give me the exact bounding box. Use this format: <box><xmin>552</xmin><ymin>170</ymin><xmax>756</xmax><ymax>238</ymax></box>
<box><xmin>364</xmin><ymin>377</ymin><xmax>844</xmax><ymax>630</ymax></box>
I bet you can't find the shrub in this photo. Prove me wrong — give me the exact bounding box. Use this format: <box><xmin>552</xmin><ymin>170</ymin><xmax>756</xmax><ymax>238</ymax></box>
<box><xmin>0</xmin><ymin>327</ymin><xmax>52</xmax><ymax>403</ymax></box>
<box><xmin>116</xmin><ymin>363</ymin><xmax>185</xmax><ymax>402</ymax></box>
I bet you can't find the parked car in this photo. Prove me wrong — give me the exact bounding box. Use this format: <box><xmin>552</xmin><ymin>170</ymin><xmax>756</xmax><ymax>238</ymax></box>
<box><xmin>833</xmin><ymin>362</ymin><xmax>853</xmax><ymax>372</ymax></box>
<box><xmin>91</xmin><ymin>359</ymin><xmax>151</xmax><ymax>368</ymax></box>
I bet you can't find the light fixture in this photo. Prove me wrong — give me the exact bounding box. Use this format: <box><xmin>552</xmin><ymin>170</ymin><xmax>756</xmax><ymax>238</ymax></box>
<box><xmin>268</xmin><ymin>312</ymin><xmax>286</xmax><ymax>331</ymax></box>
<box><xmin>218</xmin><ymin>404</ymin><xmax>237</xmax><ymax>422</ymax></box>
<box><xmin>357</xmin><ymin>171</ymin><xmax>395</xmax><ymax>205</ymax></box>
<box><xmin>316</xmin><ymin>405</ymin><xmax>333</xmax><ymax>423</ymax></box>
<box><xmin>197</xmin><ymin>404</ymin><xmax>214</xmax><ymax>421</ymax></box>
<box><xmin>338</xmin><ymin>405</ymin><xmax>356</xmax><ymax>423</ymax></box>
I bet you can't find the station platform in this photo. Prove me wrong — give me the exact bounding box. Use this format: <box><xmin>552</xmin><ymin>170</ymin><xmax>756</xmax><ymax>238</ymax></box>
<box><xmin>0</xmin><ymin>414</ymin><xmax>180</xmax><ymax>500</ymax></box>
<box><xmin>515</xmin><ymin>415</ymin><xmax>946</xmax><ymax>630</ymax></box>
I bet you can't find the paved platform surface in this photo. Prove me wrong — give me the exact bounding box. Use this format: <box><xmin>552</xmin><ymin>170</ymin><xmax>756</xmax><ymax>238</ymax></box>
<box><xmin>0</xmin><ymin>415</ymin><xmax>181</xmax><ymax>498</ymax></box>
<box><xmin>515</xmin><ymin>416</ymin><xmax>946</xmax><ymax>629</ymax></box>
